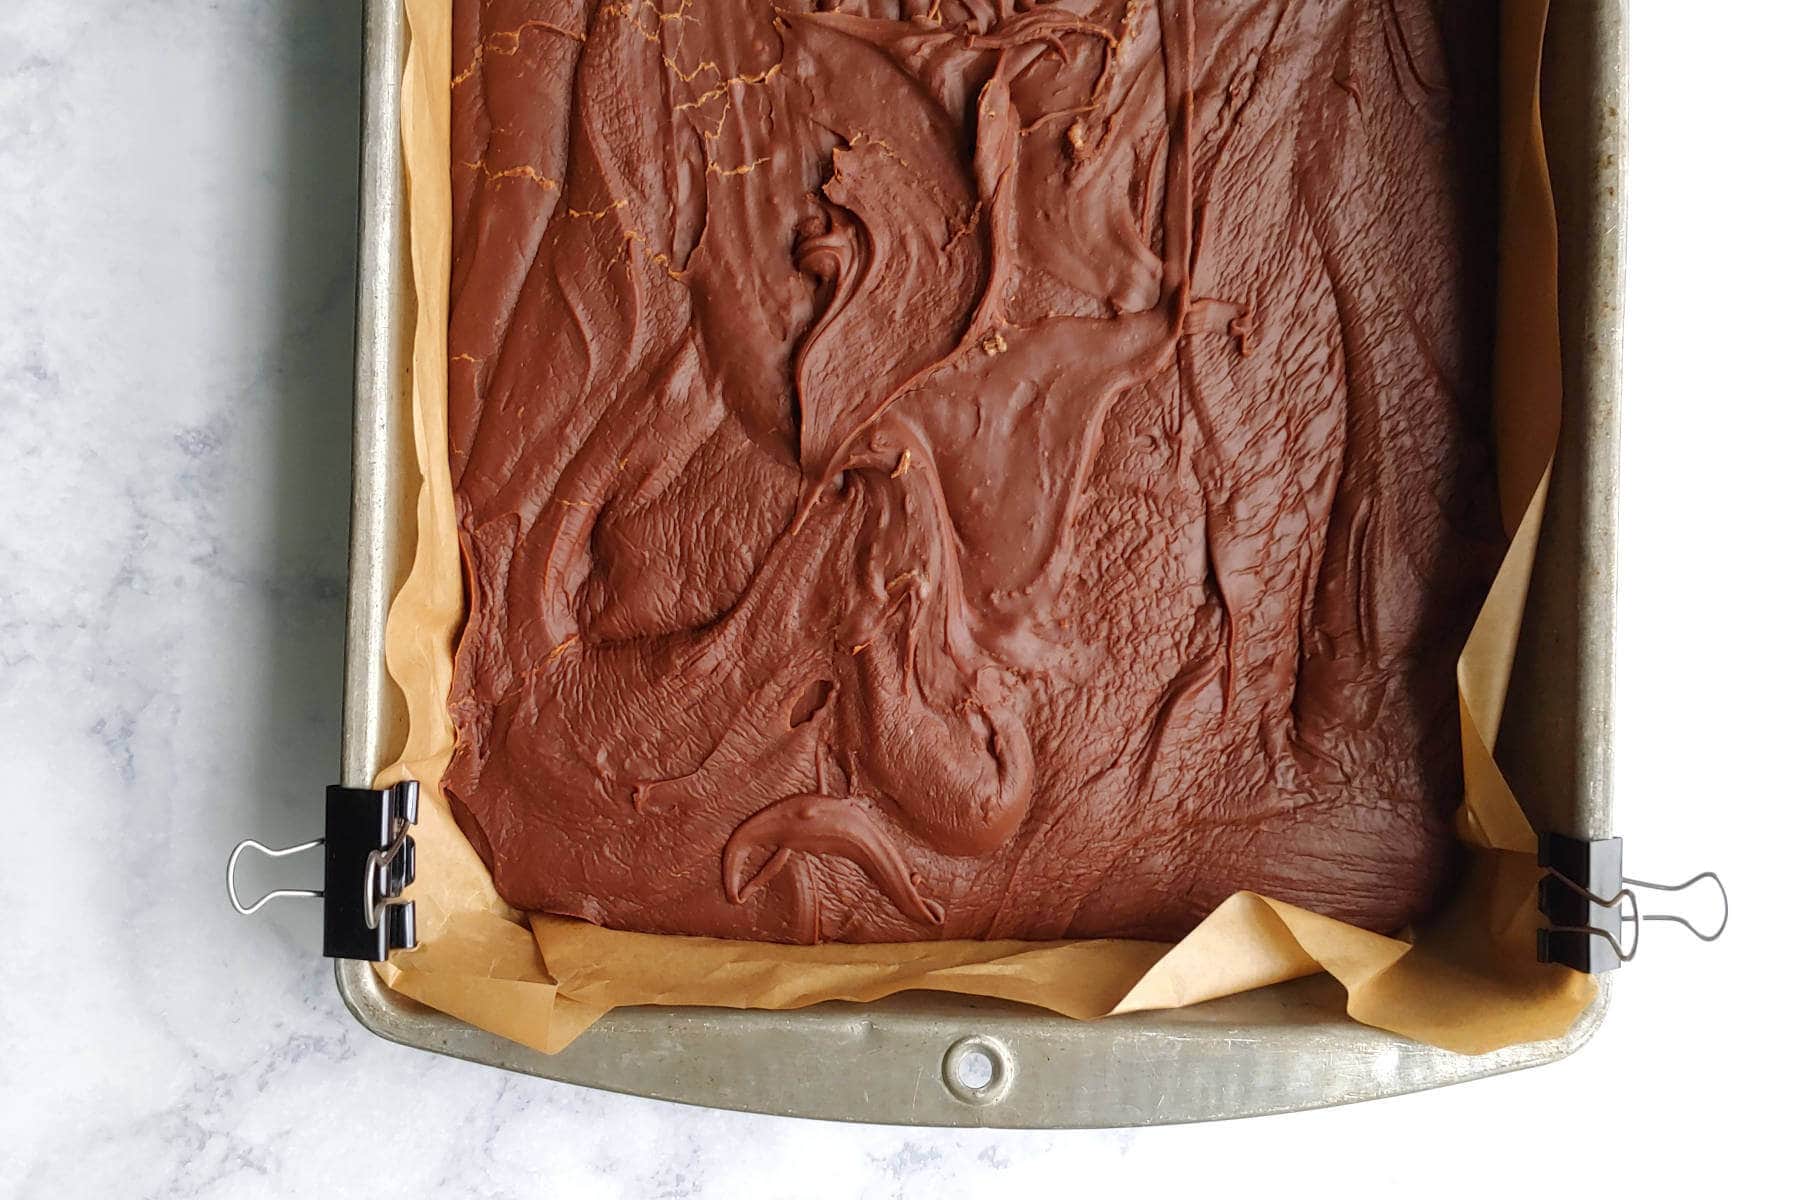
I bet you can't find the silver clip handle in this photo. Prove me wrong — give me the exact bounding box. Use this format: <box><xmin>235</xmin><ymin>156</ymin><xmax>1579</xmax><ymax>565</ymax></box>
<box><xmin>363</xmin><ymin>815</ymin><xmax>414</xmax><ymax>930</ymax></box>
<box><xmin>1542</xmin><ymin>867</ymin><xmax>1728</xmax><ymax>963</ymax></box>
<box><xmin>226</xmin><ymin>838</ymin><xmax>326</xmax><ymax>915</ymax></box>
<box><xmin>1624</xmin><ymin>871</ymin><xmax>1730</xmax><ymax>943</ymax></box>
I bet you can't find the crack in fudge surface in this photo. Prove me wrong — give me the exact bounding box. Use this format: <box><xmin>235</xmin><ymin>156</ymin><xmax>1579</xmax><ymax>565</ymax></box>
<box><xmin>442</xmin><ymin>0</ymin><xmax>1503</xmax><ymax>943</ymax></box>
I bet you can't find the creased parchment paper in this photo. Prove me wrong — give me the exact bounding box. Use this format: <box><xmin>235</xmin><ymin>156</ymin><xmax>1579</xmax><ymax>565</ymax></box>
<box><xmin>374</xmin><ymin>0</ymin><xmax>1592</xmax><ymax>1056</ymax></box>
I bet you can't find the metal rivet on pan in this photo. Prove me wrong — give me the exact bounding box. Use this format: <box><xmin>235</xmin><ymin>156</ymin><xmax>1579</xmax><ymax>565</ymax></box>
<box><xmin>941</xmin><ymin>1035</ymin><xmax>1013</xmax><ymax>1105</ymax></box>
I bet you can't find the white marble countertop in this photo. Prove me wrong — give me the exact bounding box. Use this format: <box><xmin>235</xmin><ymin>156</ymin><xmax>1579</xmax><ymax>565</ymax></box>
<box><xmin>0</xmin><ymin>3</ymin><xmax>1789</xmax><ymax>1197</ymax></box>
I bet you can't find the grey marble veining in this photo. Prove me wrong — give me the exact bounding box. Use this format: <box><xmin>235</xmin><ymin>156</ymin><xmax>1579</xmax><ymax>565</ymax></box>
<box><xmin>2</xmin><ymin>2</ymin><xmax>1780</xmax><ymax>1198</ymax></box>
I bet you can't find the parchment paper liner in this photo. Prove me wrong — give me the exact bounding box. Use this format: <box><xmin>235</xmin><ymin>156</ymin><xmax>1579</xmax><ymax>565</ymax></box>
<box><xmin>374</xmin><ymin>0</ymin><xmax>1592</xmax><ymax>1056</ymax></box>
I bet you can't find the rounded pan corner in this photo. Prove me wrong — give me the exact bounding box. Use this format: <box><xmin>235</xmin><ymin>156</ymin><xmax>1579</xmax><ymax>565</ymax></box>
<box><xmin>333</xmin><ymin>959</ymin><xmax>422</xmax><ymax>1049</ymax></box>
<box><xmin>333</xmin><ymin>960</ymin><xmax>389</xmax><ymax>1034</ymax></box>
<box><xmin>1541</xmin><ymin>974</ymin><xmax>1613</xmax><ymax>1065</ymax></box>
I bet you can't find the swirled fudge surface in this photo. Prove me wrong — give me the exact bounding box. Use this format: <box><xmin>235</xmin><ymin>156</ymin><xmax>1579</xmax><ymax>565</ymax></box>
<box><xmin>442</xmin><ymin>0</ymin><xmax>1502</xmax><ymax>943</ymax></box>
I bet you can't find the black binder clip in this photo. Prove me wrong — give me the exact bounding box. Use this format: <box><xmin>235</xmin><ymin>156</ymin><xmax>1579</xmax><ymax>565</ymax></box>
<box><xmin>227</xmin><ymin>782</ymin><xmax>420</xmax><ymax>962</ymax></box>
<box><xmin>1536</xmin><ymin>832</ymin><xmax>1727</xmax><ymax>973</ymax></box>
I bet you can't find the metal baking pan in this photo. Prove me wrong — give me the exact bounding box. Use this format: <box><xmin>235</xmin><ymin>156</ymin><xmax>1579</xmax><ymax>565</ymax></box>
<box><xmin>333</xmin><ymin>0</ymin><xmax>1625</xmax><ymax>1126</ymax></box>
